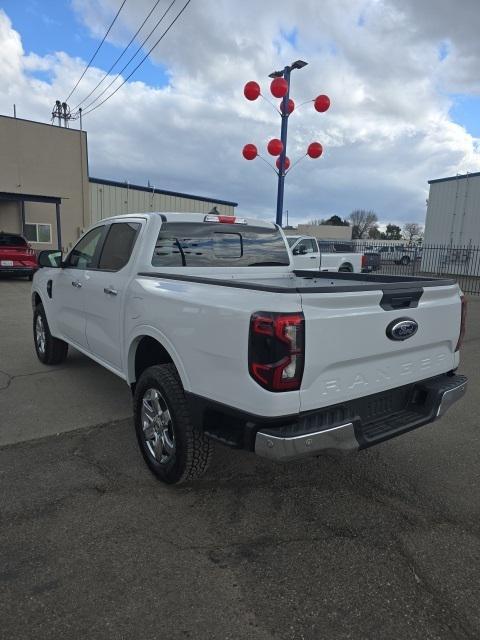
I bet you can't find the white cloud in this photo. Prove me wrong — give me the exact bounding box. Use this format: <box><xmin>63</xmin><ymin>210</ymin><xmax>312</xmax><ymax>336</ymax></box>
<box><xmin>1</xmin><ymin>2</ymin><xmax>480</xmax><ymax>226</ymax></box>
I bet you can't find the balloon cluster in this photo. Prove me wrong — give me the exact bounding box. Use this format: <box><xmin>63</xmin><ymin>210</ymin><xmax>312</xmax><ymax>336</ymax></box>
<box><xmin>242</xmin><ymin>79</ymin><xmax>330</xmax><ymax>172</ymax></box>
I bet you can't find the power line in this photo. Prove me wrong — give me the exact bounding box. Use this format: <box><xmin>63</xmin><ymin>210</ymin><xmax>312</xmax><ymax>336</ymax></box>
<box><xmin>76</xmin><ymin>0</ymin><xmax>177</xmax><ymax>115</ymax></box>
<box><xmin>65</xmin><ymin>0</ymin><xmax>128</xmax><ymax>103</ymax></box>
<box><xmin>72</xmin><ymin>0</ymin><xmax>163</xmax><ymax>111</ymax></box>
<box><xmin>81</xmin><ymin>0</ymin><xmax>191</xmax><ymax>118</ymax></box>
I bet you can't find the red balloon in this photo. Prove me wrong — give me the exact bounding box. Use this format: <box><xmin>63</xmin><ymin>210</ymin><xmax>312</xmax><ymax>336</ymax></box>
<box><xmin>314</xmin><ymin>95</ymin><xmax>330</xmax><ymax>112</ymax></box>
<box><xmin>307</xmin><ymin>142</ymin><xmax>323</xmax><ymax>158</ymax></box>
<box><xmin>244</xmin><ymin>81</ymin><xmax>260</xmax><ymax>101</ymax></box>
<box><xmin>270</xmin><ymin>77</ymin><xmax>288</xmax><ymax>98</ymax></box>
<box><xmin>267</xmin><ymin>138</ymin><xmax>283</xmax><ymax>156</ymax></box>
<box><xmin>276</xmin><ymin>156</ymin><xmax>290</xmax><ymax>171</ymax></box>
<box><xmin>242</xmin><ymin>144</ymin><xmax>258</xmax><ymax>160</ymax></box>
<box><xmin>280</xmin><ymin>98</ymin><xmax>295</xmax><ymax>114</ymax></box>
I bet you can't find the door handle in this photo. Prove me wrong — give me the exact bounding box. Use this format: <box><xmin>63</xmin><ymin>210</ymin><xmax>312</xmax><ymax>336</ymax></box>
<box><xmin>104</xmin><ymin>287</ymin><xmax>118</xmax><ymax>296</ymax></box>
<box><xmin>310</xmin><ymin>256</ymin><xmax>317</xmax><ymax>259</ymax></box>
<box><xmin>71</xmin><ymin>280</ymin><xmax>82</xmax><ymax>288</ymax></box>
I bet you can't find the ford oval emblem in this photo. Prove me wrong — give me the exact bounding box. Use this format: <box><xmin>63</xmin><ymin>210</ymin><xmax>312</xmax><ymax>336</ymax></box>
<box><xmin>386</xmin><ymin>317</ymin><xmax>418</xmax><ymax>341</ymax></box>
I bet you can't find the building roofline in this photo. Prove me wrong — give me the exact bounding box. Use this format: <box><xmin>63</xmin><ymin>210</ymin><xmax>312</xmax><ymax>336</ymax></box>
<box><xmin>0</xmin><ymin>114</ymin><xmax>86</xmax><ymax>138</ymax></box>
<box><xmin>428</xmin><ymin>171</ymin><xmax>480</xmax><ymax>185</ymax></box>
<box><xmin>89</xmin><ymin>176</ymin><xmax>238</xmax><ymax>207</ymax></box>
<box><xmin>0</xmin><ymin>191</ymin><xmax>62</xmax><ymax>204</ymax></box>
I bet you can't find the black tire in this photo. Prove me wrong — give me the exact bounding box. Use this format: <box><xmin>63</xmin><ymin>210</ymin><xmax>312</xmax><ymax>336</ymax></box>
<box><xmin>339</xmin><ymin>263</ymin><xmax>353</xmax><ymax>272</ymax></box>
<box><xmin>33</xmin><ymin>304</ymin><xmax>68</xmax><ymax>365</ymax></box>
<box><xmin>401</xmin><ymin>256</ymin><xmax>410</xmax><ymax>266</ymax></box>
<box><xmin>133</xmin><ymin>364</ymin><xmax>214</xmax><ymax>484</ymax></box>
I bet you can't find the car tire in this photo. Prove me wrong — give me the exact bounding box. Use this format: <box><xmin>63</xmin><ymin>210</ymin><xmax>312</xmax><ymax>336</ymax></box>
<box><xmin>133</xmin><ymin>364</ymin><xmax>214</xmax><ymax>485</ymax></box>
<box><xmin>339</xmin><ymin>263</ymin><xmax>353</xmax><ymax>272</ymax></box>
<box><xmin>33</xmin><ymin>304</ymin><xmax>68</xmax><ymax>365</ymax></box>
<box><xmin>401</xmin><ymin>256</ymin><xmax>410</xmax><ymax>266</ymax></box>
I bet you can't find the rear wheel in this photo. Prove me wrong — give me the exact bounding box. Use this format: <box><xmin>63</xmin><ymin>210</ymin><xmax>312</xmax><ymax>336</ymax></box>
<box><xmin>133</xmin><ymin>364</ymin><xmax>214</xmax><ymax>484</ymax></box>
<box><xmin>401</xmin><ymin>256</ymin><xmax>410</xmax><ymax>266</ymax></box>
<box><xmin>33</xmin><ymin>304</ymin><xmax>68</xmax><ymax>365</ymax></box>
<box><xmin>339</xmin><ymin>263</ymin><xmax>353</xmax><ymax>272</ymax></box>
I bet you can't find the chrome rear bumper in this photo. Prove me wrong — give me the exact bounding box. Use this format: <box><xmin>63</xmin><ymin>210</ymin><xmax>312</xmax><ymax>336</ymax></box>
<box><xmin>255</xmin><ymin>374</ymin><xmax>468</xmax><ymax>462</ymax></box>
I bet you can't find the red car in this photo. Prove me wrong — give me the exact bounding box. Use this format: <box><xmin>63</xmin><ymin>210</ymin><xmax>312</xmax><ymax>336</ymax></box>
<box><xmin>0</xmin><ymin>232</ymin><xmax>38</xmax><ymax>280</ymax></box>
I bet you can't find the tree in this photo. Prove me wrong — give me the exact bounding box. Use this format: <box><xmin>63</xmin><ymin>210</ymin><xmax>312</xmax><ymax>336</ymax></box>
<box><xmin>368</xmin><ymin>225</ymin><xmax>382</xmax><ymax>239</ymax></box>
<box><xmin>403</xmin><ymin>222</ymin><xmax>423</xmax><ymax>243</ymax></box>
<box><xmin>308</xmin><ymin>215</ymin><xmax>350</xmax><ymax>226</ymax></box>
<box><xmin>349</xmin><ymin>209</ymin><xmax>378</xmax><ymax>239</ymax></box>
<box><xmin>322</xmin><ymin>215</ymin><xmax>350</xmax><ymax>227</ymax></box>
<box><xmin>384</xmin><ymin>224</ymin><xmax>402</xmax><ymax>240</ymax></box>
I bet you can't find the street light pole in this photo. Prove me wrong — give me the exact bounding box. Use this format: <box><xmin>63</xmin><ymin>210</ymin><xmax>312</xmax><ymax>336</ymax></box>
<box><xmin>243</xmin><ymin>60</ymin><xmax>328</xmax><ymax>229</ymax></box>
<box><xmin>275</xmin><ymin>65</ymin><xmax>291</xmax><ymax>227</ymax></box>
<box><xmin>270</xmin><ymin>60</ymin><xmax>307</xmax><ymax>227</ymax></box>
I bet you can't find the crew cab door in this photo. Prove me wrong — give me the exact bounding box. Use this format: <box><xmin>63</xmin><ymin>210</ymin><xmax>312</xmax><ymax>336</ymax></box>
<box><xmin>292</xmin><ymin>238</ymin><xmax>320</xmax><ymax>269</ymax></box>
<box><xmin>54</xmin><ymin>226</ymin><xmax>106</xmax><ymax>348</ymax></box>
<box><xmin>84</xmin><ymin>221</ymin><xmax>141</xmax><ymax>371</ymax></box>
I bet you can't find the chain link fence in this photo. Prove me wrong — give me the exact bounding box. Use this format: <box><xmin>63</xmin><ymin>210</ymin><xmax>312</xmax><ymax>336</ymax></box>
<box><xmin>355</xmin><ymin>243</ymin><xmax>480</xmax><ymax>296</ymax></box>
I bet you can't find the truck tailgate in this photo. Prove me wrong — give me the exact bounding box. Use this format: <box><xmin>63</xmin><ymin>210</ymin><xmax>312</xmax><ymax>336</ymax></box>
<box><xmin>299</xmin><ymin>284</ymin><xmax>461</xmax><ymax>412</ymax></box>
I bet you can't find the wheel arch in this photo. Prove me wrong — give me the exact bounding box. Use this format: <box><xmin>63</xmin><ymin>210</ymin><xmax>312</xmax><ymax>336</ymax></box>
<box><xmin>339</xmin><ymin>262</ymin><xmax>353</xmax><ymax>272</ymax></box>
<box><xmin>31</xmin><ymin>290</ymin><xmax>43</xmax><ymax>310</ymax></box>
<box><xmin>127</xmin><ymin>329</ymin><xmax>190</xmax><ymax>391</ymax></box>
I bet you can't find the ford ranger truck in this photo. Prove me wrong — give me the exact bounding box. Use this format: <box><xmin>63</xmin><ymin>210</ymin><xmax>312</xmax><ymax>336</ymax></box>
<box><xmin>32</xmin><ymin>212</ymin><xmax>468</xmax><ymax>484</ymax></box>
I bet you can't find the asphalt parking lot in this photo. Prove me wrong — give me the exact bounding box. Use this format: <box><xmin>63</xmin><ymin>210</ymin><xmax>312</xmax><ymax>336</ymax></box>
<box><xmin>1</xmin><ymin>278</ymin><xmax>480</xmax><ymax>640</ymax></box>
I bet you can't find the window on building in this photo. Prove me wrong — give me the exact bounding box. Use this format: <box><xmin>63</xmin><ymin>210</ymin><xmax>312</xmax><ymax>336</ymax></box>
<box><xmin>24</xmin><ymin>223</ymin><xmax>52</xmax><ymax>244</ymax></box>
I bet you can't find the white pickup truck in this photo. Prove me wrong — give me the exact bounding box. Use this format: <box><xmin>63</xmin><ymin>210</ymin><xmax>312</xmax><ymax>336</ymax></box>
<box><xmin>287</xmin><ymin>235</ymin><xmax>363</xmax><ymax>272</ymax></box>
<box><xmin>32</xmin><ymin>212</ymin><xmax>467</xmax><ymax>485</ymax></box>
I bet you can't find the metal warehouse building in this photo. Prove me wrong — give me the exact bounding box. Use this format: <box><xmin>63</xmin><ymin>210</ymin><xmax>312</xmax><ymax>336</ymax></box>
<box><xmin>425</xmin><ymin>172</ymin><xmax>480</xmax><ymax>245</ymax></box>
<box><xmin>423</xmin><ymin>172</ymin><xmax>480</xmax><ymax>276</ymax></box>
<box><xmin>0</xmin><ymin>115</ymin><xmax>237</xmax><ymax>252</ymax></box>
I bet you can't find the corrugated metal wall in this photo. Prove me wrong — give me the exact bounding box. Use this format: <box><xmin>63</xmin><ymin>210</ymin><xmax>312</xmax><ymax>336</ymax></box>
<box><xmin>425</xmin><ymin>174</ymin><xmax>480</xmax><ymax>246</ymax></box>
<box><xmin>89</xmin><ymin>182</ymin><xmax>235</xmax><ymax>224</ymax></box>
<box><xmin>423</xmin><ymin>174</ymin><xmax>480</xmax><ymax>276</ymax></box>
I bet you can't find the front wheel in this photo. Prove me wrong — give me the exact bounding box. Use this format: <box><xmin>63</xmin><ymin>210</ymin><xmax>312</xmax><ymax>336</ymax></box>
<box><xmin>401</xmin><ymin>256</ymin><xmax>410</xmax><ymax>266</ymax></box>
<box><xmin>133</xmin><ymin>364</ymin><xmax>214</xmax><ymax>484</ymax></box>
<box><xmin>33</xmin><ymin>304</ymin><xmax>68</xmax><ymax>365</ymax></box>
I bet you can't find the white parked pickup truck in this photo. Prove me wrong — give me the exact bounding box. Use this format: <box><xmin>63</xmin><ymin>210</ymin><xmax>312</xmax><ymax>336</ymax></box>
<box><xmin>287</xmin><ymin>235</ymin><xmax>363</xmax><ymax>272</ymax></box>
<box><xmin>32</xmin><ymin>212</ymin><xmax>467</xmax><ymax>485</ymax></box>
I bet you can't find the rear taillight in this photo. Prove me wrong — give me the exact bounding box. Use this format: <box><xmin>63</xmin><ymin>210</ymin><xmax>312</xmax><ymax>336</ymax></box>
<box><xmin>204</xmin><ymin>214</ymin><xmax>247</xmax><ymax>224</ymax></box>
<box><xmin>249</xmin><ymin>312</ymin><xmax>305</xmax><ymax>392</ymax></box>
<box><xmin>456</xmin><ymin>295</ymin><xmax>467</xmax><ymax>352</ymax></box>
<box><xmin>361</xmin><ymin>255</ymin><xmax>367</xmax><ymax>268</ymax></box>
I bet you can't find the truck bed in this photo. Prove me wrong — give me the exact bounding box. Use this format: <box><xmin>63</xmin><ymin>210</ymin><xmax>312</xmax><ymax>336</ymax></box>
<box><xmin>138</xmin><ymin>269</ymin><xmax>456</xmax><ymax>293</ymax></box>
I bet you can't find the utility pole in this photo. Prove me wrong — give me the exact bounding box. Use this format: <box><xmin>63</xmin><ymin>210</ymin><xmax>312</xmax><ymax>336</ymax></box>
<box><xmin>51</xmin><ymin>100</ymin><xmax>73</xmax><ymax>127</ymax></box>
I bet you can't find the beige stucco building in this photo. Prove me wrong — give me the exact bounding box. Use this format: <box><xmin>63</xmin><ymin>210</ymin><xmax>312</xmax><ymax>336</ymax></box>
<box><xmin>283</xmin><ymin>224</ymin><xmax>352</xmax><ymax>240</ymax></box>
<box><xmin>0</xmin><ymin>115</ymin><xmax>237</xmax><ymax>252</ymax></box>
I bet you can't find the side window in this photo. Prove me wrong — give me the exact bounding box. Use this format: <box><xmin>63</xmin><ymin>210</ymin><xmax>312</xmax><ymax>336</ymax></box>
<box><xmin>307</xmin><ymin>239</ymin><xmax>318</xmax><ymax>253</ymax></box>
<box><xmin>65</xmin><ymin>226</ymin><xmax>104</xmax><ymax>269</ymax></box>
<box><xmin>295</xmin><ymin>240</ymin><xmax>314</xmax><ymax>255</ymax></box>
<box><xmin>98</xmin><ymin>222</ymin><xmax>141</xmax><ymax>271</ymax></box>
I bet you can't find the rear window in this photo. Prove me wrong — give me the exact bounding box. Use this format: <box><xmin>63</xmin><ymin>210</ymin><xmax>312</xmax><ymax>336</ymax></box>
<box><xmin>0</xmin><ymin>234</ymin><xmax>27</xmax><ymax>246</ymax></box>
<box><xmin>151</xmin><ymin>223</ymin><xmax>289</xmax><ymax>267</ymax></box>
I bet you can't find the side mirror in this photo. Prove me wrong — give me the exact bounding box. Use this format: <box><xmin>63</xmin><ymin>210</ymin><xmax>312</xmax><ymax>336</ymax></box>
<box><xmin>38</xmin><ymin>250</ymin><xmax>62</xmax><ymax>268</ymax></box>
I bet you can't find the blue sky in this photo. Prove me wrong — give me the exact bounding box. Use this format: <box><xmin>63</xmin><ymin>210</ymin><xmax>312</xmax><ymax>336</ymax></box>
<box><xmin>3</xmin><ymin>0</ymin><xmax>479</xmax><ymax>138</ymax></box>
<box><xmin>2</xmin><ymin>0</ymin><xmax>169</xmax><ymax>92</ymax></box>
<box><xmin>1</xmin><ymin>0</ymin><xmax>480</xmax><ymax>226</ymax></box>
